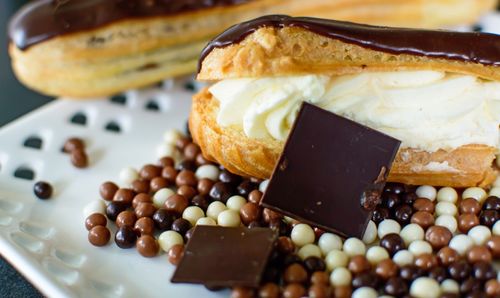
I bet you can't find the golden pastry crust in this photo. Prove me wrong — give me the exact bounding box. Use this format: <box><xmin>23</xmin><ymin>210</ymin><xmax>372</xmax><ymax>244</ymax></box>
<box><xmin>190</xmin><ymin>88</ymin><xmax>497</xmax><ymax>187</ymax></box>
<box><xmin>197</xmin><ymin>26</ymin><xmax>500</xmax><ymax>81</ymax></box>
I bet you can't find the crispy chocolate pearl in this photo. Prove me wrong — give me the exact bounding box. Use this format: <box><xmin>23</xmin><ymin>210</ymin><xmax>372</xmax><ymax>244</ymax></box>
<box><xmin>485</xmin><ymin>280</ymin><xmax>500</xmax><ymax>297</ymax></box>
<box><xmin>352</xmin><ymin>272</ymin><xmax>380</xmax><ymax>288</ymax></box>
<box><xmin>113</xmin><ymin>188</ymin><xmax>135</xmax><ymax>205</ymax></box>
<box><xmin>428</xmin><ymin>266</ymin><xmax>448</xmax><ymax>283</ymax></box>
<box><xmin>114</xmin><ymin>226</ymin><xmax>137</xmax><ymax>248</ymax></box>
<box><xmin>437</xmin><ymin>246</ymin><xmax>460</xmax><ymax>266</ymax></box>
<box><xmin>472</xmin><ymin>261</ymin><xmax>496</xmax><ymax>280</ymax></box>
<box><xmin>161</xmin><ymin>166</ymin><xmax>178</xmax><ymax>183</ymax></box>
<box><xmin>184</xmin><ymin>143</ymin><xmax>201</xmax><ymax>161</ymax></box>
<box><xmin>105</xmin><ymin>202</ymin><xmax>127</xmax><ymax>221</ymax></box>
<box><xmin>310</xmin><ymin>271</ymin><xmax>329</xmax><ymax>285</ymax></box>
<box><xmin>414</xmin><ymin>253</ymin><xmax>438</xmax><ymax>271</ymax></box>
<box><xmin>219</xmin><ymin>169</ymin><xmax>242</xmax><ymax>186</ymax></box>
<box><xmin>382</xmin><ymin>193</ymin><xmax>401</xmax><ymax>209</ymax></box>
<box><xmin>283</xmin><ymin>283</ymin><xmax>306</xmax><ymax>298</ymax></box>
<box><xmin>240</xmin><ymin>202</ymin><xmax>261</xmax><ymax>225</ymax></box>
<box><xmin>176</xmin><ymin>159</ymin><xmax>197</xmax><ymax>172</ymax></box>
<box><xmin>458</xmin><ymin>213</ymin><xmax>480</xmax><ymax>232</ymax></box>
<box><xmin>308</xmin><ymin>284</ymin><xmax>330</xmax><ymax>298</ymax></box>
<box><xmin>384</xmin><ymin>183</ymin><xmax>405</xmax><ymax>195</ymax></box>
<box><xmin>134</xmin><ymin>217</ymin><xmax>154</xmax><ymax>236</ymax></box>
<box><xmin>116</xmin><ymin>210</ymin><xmax>137</xmax><ymax>228</ymax></box>
<box><xmin>413</xmin><ymin>198</ymin><xmax>435</xmax><ymax>212</ymax></box>
<box><xmin>231</xmin><ymin>287</ymin><xmax>254</xmax><ymax>298</ymax></box>
<box><xmin>486</xmin><ymin>235</ymin><xmax>500</xmax><ymax>257</ymax></box>
<box><xmin>132</xmin><ymin>193</ymin><xmax>152</xmax><ymax>209</ymax></box>
<box><xmin>258</xmin><ymin>283</ymin><xmax>280</xmax><ymax>298</ymax></box>
<box><xmin>348</xmin><ymin>255</ymin><xmax>371</xmax><ymax>274</ymax></box>
<box><xmin>152</xmin><ymin>209</ymin><xmax>176</xmax><ymax>231</ymax></box>
<box><xmin>399</xmin><ymin>265</ymin><xmax>424</xmax><ymax>281</ymax></box>
<box><xmin>176</xmin><ymin>137</ymin><xmax>190</xmax><ymax>151</ymax></box>
<box><xmin>411</xmin><ymin>211</ymin><xmax>435</xmax><ymax>229</ymax></box>
<box><xmin>131</xmin><ymin>179</ymin><xmax>150</xmax><ymax>194</ymax></box>
<box><xmin>384</xmin><ymin>276</ymin><xmax>408</xmax><ymax>296</ymax></box>
<box><xmin>70</xmin><ymin>149</ymin><xmax>89</xmax><ymax>168</ymax></box>
<box><xmin>334</xmin><ymin>286</ymin><xmax>352</xmax><ymax>298</ymax></box>
<box><xmin>372</xmin><ymin>207</ymin><xmax>390</xmax><ymax>224</ymax></box>
<box><xmin>269</xmin><ymin>219</ymin><xmax>289</xmax><ymax>236</ymax></box>
<box><xmin>459</xmin><ymin>198</ymin><xmax>482</xmax><ymax>215</ymax></box>
<box><xmin>283</xmin><ymin>254</ymin><xmax>303</xmax><ymax>267</ymax></box>
<box><xmin>135</xmin><ymin>202</ymin><xmax>156</xmax><ymax>218</ymax></box>
<box><xmin>88</xmin><ymin>226</ymin><xmax>110</xmax><ymax>247</ymax></box>
<box><xmin>425</xmin><ymin>225</ymin><xmax>452</xmax><ymax>249</ymax></box>
<box><xmin>376</xmin><ymin>259</ymin><xmax>398</xmax><ymax>279</ymax></box>
<box><xmin>448</xmin><ymin>260</ymin><xmax>471</xmax><ymax>281</ymax></box>
<box><xmin>168</xmin><ymin>244</ymin><xmax>184</xmax><ymax>266</ymax></box>
<box><xmin>150</xmin><ymin>177</ymin><xmax>169</xmax><ymax>193</ymax></box>
<box><xmin>394</xmin><ymin>204</ymin><xmax>413</xmax><ymax>225</ymax></box>
<box><xmin>164</xmin><ymin>194</ymin><xmax>189</xmax><ymax>215</ymax></box>
<box><xmin>313</xmin><ymin>227</ymin><xmax>325</xmax><ymax>240</ymax></box>
<box><xmin>85</xmin><ymin>213</ymin><xmax>107</xmax><ymax>231</ymax></box>
<box><xmin>176</xmin><ymin>170</ymin><xmax>197</xmax><ymax>187</ymax></box>
<box><xmin>177</xmin><ymin>185</ymin><xmax>197</xmax><ymax>200</ymax></box>
<box><xmin>464</xmin><ymin>292</ymin><xmax>487</xmax><ymax>298</ymax></box>
<box><xmin>263</xmin><ymin>208</ymin><xmax>283</xmax><ymax>223</ymax></box>
<box><xmin>195</xmin><ymin>153</ymin><xmax>212</xmax><ymax>166</ymax></box>
<box><xmin>63</xmin><ymin>137</ymin><xmax>84</xmax><ymax>153</ymax></box>
<box><xmin>197</xmin><ymin>178</ymin><xmax>214</xmax><ymax>195</ymax></box>
<box><xmin>209</xmin><ymin>182</ymin><xmax>234</xmax><ymax>203</ymax></box>
<box><xmin>191</xmin><ymin>194</ymin><xmax>210</xmax><ymax>211</ymax></box>
<box><xmin>184</xmin><ymin>227</ymin><xmax>195</xmax><ymax>243</ymax></box>
<box><xmin>401</xmin><ymin>192</ymin><xmax>418</xmax><ymax>205</ymax></box>
<box><xmin>467</xmin><ymin>245</ymin><xmax>492</xmax><ymax>263</ymax></box>
<box><xmin>237</xmin><ymin>180</ymin><xmax>257</xmax><ymax>197</ymax></box>
<box><xmin>262</xmin><ymin>266</ymin><xmax>281</xmax><ymax>283</ymax></box>
<box><xmin>303</xmin><ymin>257</ymin><xmax>326</xmax><ymax>273</ymax></box>
<box><xmin>140</xmin><ymin>164</ymin><xmax>162</xmax><ymax>180</ymax></box>
<box><xmin>479</xmin><ymin>210</ymin><xmax>499</xmax><ymax>227</ymax></box>
<box><xmin>99</xmin><ymin>181</ymin><xmax>118</xmax><ymax>201</ymax></box>
<box><xmin>460</xmin><ymin>277</ymin><xmax>482</xmax><ymax>294</ymax></box>
<box><xmin>171</xmin><ymin>218</ymin><xmax>192</xmax><ymax>235</ymax></box>
<box><xmin>284</xmin><ymin>263</ymin><xmax>308</xmax><ymax>284</ymax></box>
<box><xmin>248</xmin><ymin>190</ymin><xmax>263</xmax><ymax>205</ymax></box>
<box><xmin>380</xmin><ymin>233</ymin><xmax>405</xmax><ymax>256</ymax></box>
<box><xmin>33</xmin><ymin>181</ymin><xmax>53</xmax><ymax>199</ymax></box>
<box><xmin>158</xmin><ymin>156</ymin><xmax>175</xmax><ymax>168</ymax></box>
<box><xmin>483</xmin><ymin>196</ymin><xmax>500</xmax><ymax>211</ymax></box>
<box><xmin>136</xmin><ymin>235</ymin><xmax>159</xmax><ymax>258</ymax></box>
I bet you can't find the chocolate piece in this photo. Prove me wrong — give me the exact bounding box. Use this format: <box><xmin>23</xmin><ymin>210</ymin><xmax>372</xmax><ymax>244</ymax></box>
<box><xmin>171</xmin><ymin>226</ymin><xmax>278</xmax><ymax>287</ymax></box>
<box><xmin>261</xmin><ymin>103</ymin><xmax>400</xmax><ymax>238</ymax></box>
<box><xmin>9</xmin><ymin>0</ymin><xmax>252</xmax><ymax>50</ymax></box>
<box><xmin>200</xmin><ymin>15</ymin><xmax>500</xmax><ymax>70</ymax></box>
<box><xmin>33</xmin><ymin>181</ymin><xmax>53</xmax><ymax>199</ymax></box>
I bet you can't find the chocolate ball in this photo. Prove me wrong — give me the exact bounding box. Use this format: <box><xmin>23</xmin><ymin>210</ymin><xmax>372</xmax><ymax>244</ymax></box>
<box><xmin>248</xmin><ymin>190</ymin><xmax>263</xmax><ymax>205</ymax></box>
<box><xmin>277</xmin><ymin>237</ymin><xmax>295</xmax><ymax>255</ymax></box>
<box><xmin>414</xmin><ymin>253</ymin><xmax>438</xmax><ymax>271</ymax></box>
<box><xmin>113</xmin><ymin>188</ymin><xmax>135</xmax><ymax>205</ymax></box>
<box><xmin>218</xmin><ymin>169</ymin><xmax>241</xmax><ymax>185</ymax></box>
<box><xmin>352</xmin><ymin>272</ymin><xmax>380</xmax><ymax>289</ymax></box>
<box><xmin>33</xmin><ymin>181</ymin><xmax>53</xmax><ymax>200</ymax></box>
<box><xmin>472</xmin><ymin>261</ymin><xmax>496</xmax><ymax>280</ymax></box>
<box><xmin>237</xmin><ymin>180</ymin><xmax>257</xmax><ymax>197</ymax></box>
<box><xmin>191</xmin><ymin>194</ymin><xmax>210</xmax><ymax>211</ymax></box>
<box><xmin>460</xmin><ymin>277</ymin><xmax>482</xmax><ymax>294</ymax></box>
<box><xmin>209</xmin><ymin>182</ymin><xmax>234</xmax><ymax>203</ymax></box>
<box><xmin>136</xmin><ymin>235</ymin><xmax>159</xmax><ymax>258</ymax></box>
<box><xmin>413</xmin><ymin>198</ymin><xmax>434</xmax><ymax>212</ymax></box>
<box><xmin>268</xmin><ymin>219</ymin><xmax>288</xmax><ymax>236</ymax></box>
<box><xmin>171</xmin><ymin>218</ymin><xmax>192</xmax><ymax>235</ymax></box>
<box><xmin>161</xmin><ymin>166</ymin><xmax>177</xmax><ymax>183</ymax></box>
<box><xmin>303</xmin><ymin>257</ymin><xmax>326</xmax><ymax>273</ymax></box>
<box><xmin>116</xmin><ymin>210</ymin><xmax>137</xmax><ymax>228</ymax></box>
<box><xmin>282</xmin><ymin>283</ymin><xmax>306</xmax><ymax>298</ymax></box>
<box><xmin>85</xmin><ymin>213</ymin><xmax>107</xmax><ymax>231</ymax></box>
<box><xmin>168</xmin><ymin>244</ymin><xmax>184</xmax><ymax>265</ymax></box>
<box><xmin>105</xmin><ymin>202</ymin><xmax>127</xmax><ymax>221</ymax></box>
<box><xmin>195</xmin><ymin>153</ymin><xmax>211</xmax><ymax>166</ymax></box>
<box><xmin>459</xmin><ymin>198</ymin><xmax>481</xmax><ymax>215</ymax></box>
<box><xmin>479</xmin><ymin>210</ymin><xmax>499</xmax><ymax>227</ymax></box>
<box><xmin>183</xmin><ymin>143</ymin><xmax>201</xmax><ymax>161</ymax></box>
<box><xmin>401</xmin><ymin>192</ymin><xmax>418</xmax><ymax>205</ymax></box>
<box><xmin>132</xmin><ymin>193</ymin><xmax>152</xmax><ymax>209</ymax></box>
<box><xmin>485</xmin><ymin>280</ymin><xmax>500</xmax><ymax>297</ymax></box>
<box><xmin>399</xmin><ymin>265</ymin><xmax>424</xmax><ymax>282</ymax></box>
<box><xmin>131</xmin><ymin>179</ymin><xmax>150</xmax><ymax>194</ymax></box>
<box><xmin>150</xmin><ymin>177</ymin><xmax>169</xmax><ymax>193</ymax></box>
<box><xmin>158</xmin><ymin>156</ymin><xmax>174</xmax><ymax>168</ymax></box>
<box><xmin>458</xmin><ymin>213</ymin><xmax>480</xmax><ymax>233</ymax></box>
<box><xmin>382</xmin><ymin>193</ymin><xmax>401</xmax><ymax>209</ymax></box>
<box><xmin>239</xmin><ymin>202</ymin><xmax>261</xmax><ymax>225</ymax></box>
<box><xmin>152</xmin><ymin>209</ymin><xmax>176</xmax><ymax>231</ymax></box>
<box><xmin>483</xmin><ymin>196</ymin><xmax>500</xmax><ymax>211</ymax></box>
<box><xmin>70</xmin><ymin>149</ymin><xmax>88</xmax><ymax>168</ymax></box>
<box><xmin>139</xmin><ymin>164</ymin><xmax>162</xmax><ymax>180</ymax></box>
<box><xmin>283</xmin><ymin>263</ymin><xmax>308</xmax><ymax>284</ymax></box>
<box><xmin>310</xmin><ymin>271</ymin><xmax>329</xmax><ymax>285</ymax></box>
<box><xmin>425</xmin><ymin>225</ymin><xmax>452</xmax><ymax>249</ymax></box>
<box><xmin>175</xmin><ymin>170</ymin><xmax>197</xmax><ymax>187</ymax></box>
<box><xmin>348</xmin><ymin>255</ymin><xmax>371</xmax><ymax>274</ymax></box>
<box><xmin>384</xmin><ymin>276</ymin><xmax>408</xmax><ymax>296</ymax></box>
<box><xmin>177</xmin><ymin>185</ymin><xmax>197</xmax><ymax>200</ymax></box>
<box><xmin>467</xmin><ymin>245</ymin><xmax>492</xmax><ymax>263</ymax></box>
<box><xmin>135</xmin><ymin>202</ymin><xmax>156</xmax><ymax>218</ymax></box>
<box><xmin>134</xmin><ymin>217</ymin><xmax>154</xmax><ymax>236</ymax></box>
<box><xmin>411</xmin><ymin>211</ymin><xmax>435</xmax><ymax>229</ymax></box>
<box><xmin>308</xmin><ymin>284</ymin><xmax>330</xmax><ymax>298</ymax></box>
<box><xmin>448</xmin><ymin>260</ymin><xmax>471</xmax><ymax>281</ymax></box>
<box><xmin>263</xmin><ymin>208</ymin><xmax>282</xmax><ymax>223</ymax></box>
<box><xmin>176</xmin><ymin>159</ymin><xmax>197</xmax><ymax>172</ymax></box>
<box><xmin>231</xmin><ymin>287</ymin><xmax>254</xmax><ymax>298</ymax></box>
<box><xmin>88</xmin><ymin>226</ymin><xmax>110</xmax><ymax>247</ymax></box>
<box><xmin>372</xmin><ymin>207</ymin><xmax>390</xmax><ymax>224</ymax></box>
<box><xmin>428</xmin><ymin>266</ymin><xmax>447</xmax><ymax>283</ymax></box>
<box><xmin>197</xmin><ymin>178</ymin><xmax>214</xmax><ymax>195</ymax></box>
<box><xmin>394</xmin><ymin>204</ymin><xmax>413</xmax><ymax>225</ymax></box>
<box><xmin>63</xmin><ymin>137</ymin><xmax>84</xmax><ymax>153</ymax></box>
<box><xmin>99</xmin><ymin>181</ymin><xmax>118</xmax><ymax>201</ymax></box>
<box><xmin>176</xmin><ymin>137</ymin><xmax>190</xmax><ymax>151</ymax></box>
<box><xmin>375</xmin><ymin>259</ymin><xmax>398</xmax><ymax>279</ymax></box>
<box><xmin>437</xmin><ymin>246</ymin><xmax>460</xmax><ymax>266</ymax></box>
<box><xmin>258</xmin><ymin>283</ymin><xmax>280</xmax><ymax>298</ymax></box>
<box><xmin>384</xmin><ymin>183</ymin><xmax>405</xmax><ymax>194</ymax></box>
<box><xmin>114</xmin><ymin>226</ymin><xmax>137</xmax><ymax>249</ymax></box>
<box><xmin>333</xmin><ymin>286</ymin><xmax>352</xmax><ymax>298</ymax></box>
<box><xmin>486</xmin><ymin>235</ymin><xmax>500</xmax><ymax>257</ymax></box>
<box><xmin>380</xmin><ymin>233</ymin><xmax>405</xmax><ymax>256</ymax></box>
<box><xmin>164</xmin><ymin>194</ymin><xmax>189</xmax><ymax>215</ymax></box>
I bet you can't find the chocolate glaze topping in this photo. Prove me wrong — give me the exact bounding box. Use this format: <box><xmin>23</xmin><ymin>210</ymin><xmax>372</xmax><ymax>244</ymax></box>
<box><xmin>9</xmin><ymin>0</ymin><xmax>251</xmax><ymax>50</ymax></box>
<box><xmin>199</xmin><ymin>15</ymin><xmax>500</xmax><ymax>71</ymax></box>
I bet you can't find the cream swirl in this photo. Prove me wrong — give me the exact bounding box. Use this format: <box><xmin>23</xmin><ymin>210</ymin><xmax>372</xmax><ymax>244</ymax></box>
<box><xmin>209</xmin><ymin>71</ymin><xmax>500</xmax><ymax>152</ymax></box>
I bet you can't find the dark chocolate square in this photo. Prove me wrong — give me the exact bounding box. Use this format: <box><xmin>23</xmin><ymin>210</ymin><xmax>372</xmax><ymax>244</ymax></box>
<box><xmin>261</xmin><ymin>103</ymin><xmax>401</xmax><ymax>238</ymax></box>
<box><xmin>171</xmin><ymin>226</ymin><xmax>278</xmax><ymax>287</ymax></box>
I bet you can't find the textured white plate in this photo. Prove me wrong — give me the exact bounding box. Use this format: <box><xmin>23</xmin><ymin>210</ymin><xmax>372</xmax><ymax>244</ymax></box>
<box><xmin>1</xmin><ymin>13</ymin><xmax>500</xmax><ymax>298</ymax></box>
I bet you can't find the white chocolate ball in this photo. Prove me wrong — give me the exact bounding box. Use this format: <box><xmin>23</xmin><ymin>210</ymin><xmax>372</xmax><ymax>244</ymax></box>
<box><xmin>467</xmin><ymin>225</ymin><xmax>491</xmax><ymax>245</ymax></box>
<box><xmin>435</xmin><ymin>215</ymin><xmax>458</xmax><ymax>234</ymax></box>
<box><xmin>83</xmin><ymin>200</ymin><xmax>106</xmax><ymax>217</ymax></box>
<box><xmin>329</xmin><ymin>267</ymin><xmax>352</xmax><ymax>287</ymax></box>
<box><xmin>259</xmin><ymin>180</ymin><xmax>269</xmax><ymax>192</ymax></box>
<box><xmin>493</xmin><ymin>220</ymin><xmax>500</xmax><ymax>236</ymax></box>
<box><xmin>435</xmin><ymin>202</ymin><xmax>457</xmax><ymax>216</ymax></box>
<box><xmin>462</xmin><ymin>187</ymin><xmax>487</xmax><ymax>203</ymax></box>
<box><xmin>400</xmin><ymin>224</ymin><xmax>424</xmax><ymax>246</ymax></box>
<box><xmin>366</xmin><ymin>246</ymin><xmax>389</xmax><ymax>265</ymax></box>
<box><xmin>291</xmin><ymin>224</ymin><xmax>315</xmax><ymax>247</ymax></box>
<box><xmin>182</xmin><ymin>206</ymin><xmax>205</xmax><ymax>226</ymax></box>
<box><xmin>449</xmin><ymin>234</ymin><xmax>474</xmax><ymax>256</ymax></box>
<box><xmin>318</xmin><ymin>233</ymin><xmax>343</xmax><ymax>255</ymax></box>
<box><xmin>362</xmin><ymin>220</ymin><xmax>377</xmax><ymax>244</ymax></box>
<box><xmin>195</xmin><ymin>165</ymin><xmax>219</xmax><ymax>181</ymax></box>
<box><xmin>416</xmin><ymin>185</ymin><xmax>437</xmax><ymax>201</ymax></box>
<box><xmin>343</xmin><ymin>238</ymin><xmax>366</xmax><ymax>257</ymax></box>
<box><xmin>352</xmin><ymin>287</ymin><xmax>378</xmax><ymax>298</ymax></box>
<box><xmin>410</xmin><ymin>277</ymin><xmax>441</xmax><ymax>298</ymax></box>
<box><xmin>163</xmin><ymin>129</ymin><xmax>181</xmax><ymax>145</ymax></box>
<box><xmin>490</xmin><ymin>187</ymin><xmax>500</xmax><ymax>198</ymax></box>
<box><xmin>196</xmin><ymin>217</ymin><xmax>216</xmax><ymax>226</ymax></box>
<box><xmin>436</xmin><ymin>187</ymin><xmax>458</xmax><ymax>203</ymax></box>
<box><xmin>392</xmin><ymin>250</ymin><xmax>414</xmax><ymax>267</ymax></box>
<box><xmin>325</xmin><ymin>250</ymin><xmax>349</xmax><ymax>270</ymax></box>
<box><xmin>440</xmin><ymin>279</ymin><xmax>459</xmax><ymax>294</ymax></box>
<box><xmin>119</xmin><ymin>167</ymin><xmax>138</xmax><ymax>185</ymax></box>
<box><xmin>298</xmin><ymin>244</ymin><xmax>322</xmax><ymax>260</ymax></box>
<box><xmin>225</xmin><ymin>196</ymin><xmax>247</xmax><ymax>211</ymax></box>
<box><xmin>378</xmin><ymin>219</ymin><xmax>401</xmax><ymax>239</ymax></box>
<box><xmin>158</xmin><ymin>230</ymin><xmax>183</xmax><ymax>252</ymax></box>
<box><xmin>408</xmin><ymin>240</ymin><xmax>433</xmax><ymax>256</ymax></box>
<box><xmin>206</xmin><ymin>201</ymin><xmax>227</xmax><ymax>220</ymax></box>
<box><xmin>217</xmin><ymin>209</ymin><xmax>241</xmax><ymax>227</ymax></box>
<box><xmin>156</xmin><ymin>143</ymin><xmax>176</xmax><ymax>159</ymax></box>
<box><xmin>153</xmin><ymin>188</ymin><xmax>175</xmax><ymax>208</ymax></box>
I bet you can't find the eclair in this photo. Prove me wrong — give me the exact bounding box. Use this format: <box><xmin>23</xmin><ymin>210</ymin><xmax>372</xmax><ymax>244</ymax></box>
<box><xmin>8</xmin><ymin>0</ymin><xmax>495</xmax><ymax>98</ymax></box>
<box><xmin>191</xmin><ymin>15</ymin><xmax>500</xmax><ymax>188</ymax></box>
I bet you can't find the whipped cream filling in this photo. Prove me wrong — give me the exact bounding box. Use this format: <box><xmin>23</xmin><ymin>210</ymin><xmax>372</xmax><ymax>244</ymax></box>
<box><xmin>209</xmin><ymin>71</ymin><xmax>500</xmax><ymax>152</ymax></box>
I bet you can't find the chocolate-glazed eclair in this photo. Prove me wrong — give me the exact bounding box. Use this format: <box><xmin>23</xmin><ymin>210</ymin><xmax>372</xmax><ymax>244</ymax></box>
<box><xmin>8</xmin><ymin>0</ymin><xmax>495</xmax><ymax>98</ymax></box>
<box><xmin>191</xmin><ymin>15</ymin><xmax>500</xmax><ymax>187</ymax></box>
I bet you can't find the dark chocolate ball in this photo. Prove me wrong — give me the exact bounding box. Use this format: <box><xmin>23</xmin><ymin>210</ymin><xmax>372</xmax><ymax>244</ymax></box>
<box><xmin>114</xmin><ymin>226</ymin><xmax>137</xmax><ymax>248</ymax></box>
<box><xmin>33</xmin><ymin>181</ymin><xmax>53</xmax><ymax>199</ymax></box>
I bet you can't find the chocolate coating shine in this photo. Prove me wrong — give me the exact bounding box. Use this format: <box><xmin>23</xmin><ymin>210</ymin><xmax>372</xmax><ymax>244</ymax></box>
<box><xmin>9</xmin><ymin>0</ymin><xmax>251</xmax><ymax>50</ymax></box>
<box><xmin>199</xmin><ymin>15</ymin><xmax>500</xmax><ymax>71</ymax></box>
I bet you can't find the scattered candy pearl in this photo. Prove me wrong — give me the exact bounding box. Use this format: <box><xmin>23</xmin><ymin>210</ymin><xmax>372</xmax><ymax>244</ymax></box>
<box><xmin>462</xmin><ymin>187</ymin><xmax>487</xmax><ymax>203</ymax></box>
<box><xmin>153</xmin><ymin>188</ymin><xmax>175</xmax><ymax>208</ymax></box>
<box><xmin>408</xmin><ymin>240</ymin><xmax>432</xmax><ymax>256</ymax></box>
<box><xmin>366</xmin><ymin>246</ymin><xmax>389</xmax><ymax>265</ymax></box>
<box><xmin>119</xmin><ymin>167</ymin><xmax>138</xmax><ymax>185</ymax></box>
<box><xmin>206</xmin><ymin>201</ymin><xmax>227</xmax><ymax>220</ymax></box>
<box><xmin>259</xmin><ymin>180</ymin><xmax>269</xmax><ymax>192</ymax></box>
<box><xmin>416</xmin><ymin>185</ymin><xmax>437</xmax><ymax>201</ymax></box>
<box><xmin>435</xmin><ymin>202</ymin><xmax>457</xmax><ymax>216</ymax></box>
<box><xmin>440</xmin><ymin>279</ymin><xmax>459</xmax><ymax>294</ymax></box>
<box><xmin>352</xmin><ymin>287</ymin><xmax>378</xmax><ymax>298</ymax></box>
<box><xmin>490</xmin><ymin>187</ymin><xmax>500</xmax><ymax>197</ymax></box>
<box><xmin>83</xmin><ymin>200</ymin><xmax>106</xmax><ymax>217</ymax></box>
<box><xmin>291</xmin><ymin>224</ymin><xmax>315</xmax><ymax>247</ymax></box>
<box><xmin>448</xmin><ymin>234</ymin><xmax>473</xmax><ymax>256</ymax></box>
<box><xmin>343</xmin><ymin>238</ymin><xmax>366</xmax><ymax>257</ymax></box>
<box><xmin>436</xmin><ymin>187</ymin><xmax>458</xmax><ymax>203</ymax></box>
<box><xmin>400</xmin><ymin>223</ymin><xmax>424</xmax><ymax>246</ymax></box>
<box><xmin>410</xmin><ymin>277</ymin><xmax>441</xmax><ymax>298</ymax></box>
<box><xmin>195</xmin><ymin>165</ymin><xmax>219</xmax><ymax>181</ymax></box>
<box><xmin>182</xmin><ymin>206</ymin><xmax>205</xmax><ymax>226</ymax></box>
<box><xmin>378</xmin><ymin>219</ymin><xmax>401</xmax><ymax>239</ymax></box>
<box><xmin>226</xmin><ymin>196</ymin><xmax>247</xmax><ymax>211</ymax></box>
<box><xmin>318</xmin><ymin>233</ymin><xmax>343</xmax><ymax>255</ymax></box>
<box><xmin>329</xmin><ymin>267</ymin><xmax>352</xmax><ymax>286</ymax></box>
<box><xmin>163</xmin><ymin>129</ymin><xmax>181</xmax><ymax>145</ymax></box>
<box><xmin>297</xmin><ymin>244</ymin><xmax>322</xmax><ymax>260</ymax></box>
<box><xmin>217</xmin><ymin>209</ymin><xmax>241</xmax><ymax>227</ymax></box>
<box><xmin>156</xmin><ymin>143</ymin><xmax>176</xmax><ymax>159</ymax></box>
<box><xmin>196</xmin><ymin>217</ymin><xmax>216</xmax><ymax>226</ymax></box>
<box><xmin>325</xmin><ymin>250</ymin><xmax>349</xmax><ymax>270</ymax></box>
<box><xmin>392</xmin><ymin>250</ymin><xmax>414</xmax><ymax>267</ymax></box>
<box><xmin>435</xmin><ymin>215</ymin><xmax>458</xmax><ymax>233</ymax></box>
<box><xmin>158</xmin><ymin>230</ymin><xmax>183</xmax><ymax>252</ymax></box>
<box><xmin>467</xmin><ymin>225</ymin><xmax>491</xmax><ymax>245</ymax></box>
<box><xmin>362</xmin><ymin>220</ymin><xmax>377</xmax><ymax>244</ymax></box>
<box><xmin>493</xmin><ymin>221</ymin><xmax>500</xmax><ymax>236</ymax></box>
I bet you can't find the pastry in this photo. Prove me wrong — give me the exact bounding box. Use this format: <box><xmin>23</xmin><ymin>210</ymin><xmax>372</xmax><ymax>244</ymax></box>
<box><xmin>191</xmin><ymin>15</ymin><xmax>500</xmax><ymax>187</ymax></box>
<box><xmin>8</xmin><ymin>0</ymin><xmax>495</xmax><ymax>98</ymax></box>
